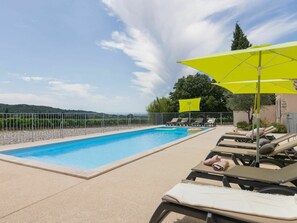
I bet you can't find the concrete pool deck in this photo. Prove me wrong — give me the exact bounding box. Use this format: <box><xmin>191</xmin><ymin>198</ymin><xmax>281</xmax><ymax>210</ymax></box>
<box><xmin>0</xmin><ymin>126</ymin><xmax>233</xmax><ymax>223</ymax></box>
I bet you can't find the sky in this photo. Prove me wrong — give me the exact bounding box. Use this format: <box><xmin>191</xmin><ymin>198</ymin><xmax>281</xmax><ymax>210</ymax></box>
<box><xmin>1</xmin><ymin>0</ymin><xmax>297</xmax><ymax>114</ymax></box>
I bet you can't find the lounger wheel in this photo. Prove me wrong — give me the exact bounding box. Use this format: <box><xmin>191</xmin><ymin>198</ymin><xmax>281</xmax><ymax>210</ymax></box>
<box><xmin>258</xmin><ymin>186</ymin><xmax>297</xmax><ymax>195</ymax></box>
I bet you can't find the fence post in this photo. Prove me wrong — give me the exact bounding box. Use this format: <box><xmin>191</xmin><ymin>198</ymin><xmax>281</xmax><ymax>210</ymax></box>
<box><xmin>220</xmin><ymin>112</ymin><xmax>223</xmax><ymax>125</ymax></box>
<box><xmin>85</xmin><ymin>113</ymin><xmax>87</xmax><ymax>135</ymax></box>
<box><xmin>61</xmin><ymin>113</ymin><xmax>64</xmax><ymax>138</ymax></box>
<box><xmin>31</xmin><ymin>113</ymin><xmax>34</xmax><ymax>142</ymax></box>
<box><xmin>102</xmin><ymin>114</ymin><xmax>104</xmax><ymax>132</ymax></box>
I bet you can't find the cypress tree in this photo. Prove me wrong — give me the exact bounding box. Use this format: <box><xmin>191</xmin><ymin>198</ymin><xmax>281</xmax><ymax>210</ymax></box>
<box><xmin>231</xmin><ymin>22</ymin><xmax>252</xmax><ymax>50</ymax></box>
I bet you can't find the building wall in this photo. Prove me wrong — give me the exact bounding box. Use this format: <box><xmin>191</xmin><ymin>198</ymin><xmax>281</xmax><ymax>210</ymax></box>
<box><xmin>276</xmin><ymin>94</ymin><xmax>297</xmax><ymax>125</ymax></box>
<box><xmin>234</xmin><ymin>95</ymin><xmax>297</xmax><ymax>127</ymax></box>
<box><xmin>233</xmin><ymin>105</ymin><xmax>276</xmax><ymax>126</ymax></box>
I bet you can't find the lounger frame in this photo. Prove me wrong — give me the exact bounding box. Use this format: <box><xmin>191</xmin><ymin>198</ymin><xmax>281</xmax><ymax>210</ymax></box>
<box><xmin>150</xmin><ymin>180</ymin><xmax>297</xmax><ymax>223</ymax></box>
<box><xmin>186</xmin><ymin>163</ymin><xmax>297</xmax><ymax>194</ymax></box>
<box><xmin>166</xmin><ymin>118</ymin><xmax>180</xmax><ymax>126</ymax></box>
<box><xmin>218</xmin><ymin>133</ymin><xmax>297</xmax><ymax>148</ymax></box>
<box><xmin>150</xmin><ymin>199</ymin><xmax>250</xmax><ymax>223</ymax></box>
<box><xmin>216</xmin><ymin>127</ymin><xmax>277</xmax><ymax>145</ymax></box>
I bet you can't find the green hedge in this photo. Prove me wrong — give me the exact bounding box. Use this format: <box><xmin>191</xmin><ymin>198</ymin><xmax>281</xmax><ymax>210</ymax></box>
<box><xmin>236</xmin><ymin>121</ymin><xmax>287</xmax><ymax>133</ymax></box>
<box><xmin>271</xmin><ymin>122</ymin><xmax>287</xmax><ymax>133</ymax></box>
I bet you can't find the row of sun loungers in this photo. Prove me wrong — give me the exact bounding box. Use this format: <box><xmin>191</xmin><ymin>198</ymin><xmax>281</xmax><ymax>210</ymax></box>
<box><xmin>187</xmin><ymin>161</ymin><xmax>297</xmax><ymax>190</ymax></box>
<box><xmin>166</xmin><ymin>118</ymin><xmax>188</xmax><ymax>126</ymax></box>
<box><xmin>150</xmin><ymin>126</ymin><xmax>297</xmax><ymax>223</ymax></box>
<box><xmin>166</xmin><ymin>117</ymin><xmax>216</xmax><ymax>127</ymax></box>
<box><xmin>218</xmin><ymin>132</ymin><xmax>297</xmax><ymax>148</ymax></box>
<box><xmin>216</xmin><ymin>125</ymin><xmax>277</xmax><ymax>144</ymax></box>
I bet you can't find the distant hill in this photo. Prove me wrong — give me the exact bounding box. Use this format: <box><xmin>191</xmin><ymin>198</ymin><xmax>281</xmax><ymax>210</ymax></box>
<box><xmin>0</xmin><ymin>103</ymin><xmax>101</xmax><ymax>115</ymax></box>
<box><xmin>0</xmin><ymin>104</ymin><xmax>146</xmax><ymax>118</ymax></box>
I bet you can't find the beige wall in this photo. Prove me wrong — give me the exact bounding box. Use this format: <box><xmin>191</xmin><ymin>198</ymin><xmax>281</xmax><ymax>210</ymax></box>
<box><xmin>276</xmin><ymin>94</ymin><xmax>297</xmax><ymax>125</ymax></box>
<box><xmin>233</xmin><ymin>95</ymin><xmax>297</xmax><ymax>127</ymax></box>
<box><xmin>233</xmin><ymin>105</ymin><xmax>276</xmax><ymax>126</ymax></box>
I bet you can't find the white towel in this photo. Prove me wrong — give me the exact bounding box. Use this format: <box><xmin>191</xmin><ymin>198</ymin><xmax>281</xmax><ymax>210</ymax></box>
<box><xmin>165</xmin><ymin>183</ymin><xmax>297</xmax><ymax>220</ymax></box>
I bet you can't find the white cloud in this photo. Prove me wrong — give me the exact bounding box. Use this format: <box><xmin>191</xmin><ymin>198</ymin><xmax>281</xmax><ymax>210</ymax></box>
<box><xmin>0</xmin><ymin>91</ymin><xmax>146</xmax><ymax>113</ymax></box>
<box><xmin>21</xmin><ymin>76</ymin><xmax>45</xmax><ymax>82</ymax></box>
<box><xmin>1</xmin><ymin>73</ymin><xmax>136</xmax><ymax>112</ymax></box>
<box><xmin>0</xmin><ymin>92</ymin><xmax>58</xmax><ymax>106</ymax></box>
<box><xmin>100</xmin><ymin>0</ymin><xmax>241</xmax><ymax>96</ymax></box>
<box><xmin>48</xmin><ymin>81</ymin><xmax>96</xmax><ymax>98</ymax></box>
<box><xmin>247</xmin><ymin>15</ymin><xmax>297</xmax><ymax>45</ymax></box>
<box><xmin>100</xmin><ymin>0</ymin><xmax>297</xmax><ymax>98</ymax></box>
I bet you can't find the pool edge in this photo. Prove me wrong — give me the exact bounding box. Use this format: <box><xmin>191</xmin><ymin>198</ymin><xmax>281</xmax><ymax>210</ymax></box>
<box><xmin>0</xmin><ymin>127</ymin><xmax>214</xmax><ymax>179</ymax></box>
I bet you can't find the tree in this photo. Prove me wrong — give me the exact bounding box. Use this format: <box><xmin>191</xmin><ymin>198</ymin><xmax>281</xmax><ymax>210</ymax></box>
<box><xmin>226</xmin><ymin>22</ymin><xmax>275</xmax><ymax>124</ymax></box>
<box><xmin>146</xmin><ymin>97</ymin><xmax>173</xmax><ymax>112</ymax></box>
<box><xmin>231</xmin><ymin>22</ymin><xmax>252</xmax><ymax>50</ymax></box>
<box><xmin>169</xmin><ymin>73</ymin><xmax>229</xmax><ymax>112</ymax></box>
<box><xmin>225</xmin><ymin>93</ymin><xmax>274</xmax><ymax>124</ymax></box>
<box><xmin>127</xmin><ymin>113</ymin><xmax>134</xmax><ymax>118</ymax></box>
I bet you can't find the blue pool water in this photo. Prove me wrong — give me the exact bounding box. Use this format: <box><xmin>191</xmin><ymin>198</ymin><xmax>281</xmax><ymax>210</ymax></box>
<box><xmin>1</xmin><ymin>127</ymin><xmax>205</xmax><ymax>170</ymax></box>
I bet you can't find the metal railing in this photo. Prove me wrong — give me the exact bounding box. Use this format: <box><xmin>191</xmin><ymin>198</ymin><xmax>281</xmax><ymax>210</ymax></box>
<box><xmin>0</xmin><ymin>113</ymin><xmax>150</xmax><ymax>145</ymax></box>
<box><xmin>0</xmin><ymin>112</ymin><xmax>233</xmax><ymax>145</ymax></box>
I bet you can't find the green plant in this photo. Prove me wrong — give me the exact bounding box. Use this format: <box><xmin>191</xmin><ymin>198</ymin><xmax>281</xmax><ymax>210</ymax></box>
<box><xmin>236</xmin><ymin>121</ymin><xmax>249</xmax><ymax>130</ymax></box>
<box><xmin>271</xmin><ymin>122</ymin><xmax>287</xmax><ymax>133</ymax></box>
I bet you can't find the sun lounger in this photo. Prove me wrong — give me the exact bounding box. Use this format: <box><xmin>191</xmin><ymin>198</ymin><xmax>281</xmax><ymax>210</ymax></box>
<box><xmin>218</xmin><ymin>133</ymin><xmax>297</xmax><ymax>149</ymax></box>
<box><xmin>204</xmin><ymin>118</ymin><xmax>216</xmax><ymax>127</ymax></box>
<box><xmin>150</xmin><ymin>181</ymin><xmax>297</xmax><ymax>223</ymax></box>
<box><xmin>166</xmin><ymin>118</ymin><xmax>179</xmax><ymax>126</ymax></box>
<box><xmin>176</xmin><ymin>118</ymin><xmax>189</xmax><ymax>126</ymax></box>
<box><xmin>207</xmin><ymin>139</ymin><xmax>297</xmax><ymax>167</ymax></box>
<box><xmin>216</xmin><ymin>126</ymin><xmax>277</xmax><ymax>144</ymax></box>
<box><xmin>186</xmin><ymin>161</ymin><xmax>297</xmax><ymax>192</ymax></box>
<box><xmin>191</xmin><ymin>118</ymin><xmax>204</xmax><ymax>126</ymax></box>
<box><xmin>225</xmin><ymin>125</ymin><xmax>275</xmax><ymax>136</ymax></box>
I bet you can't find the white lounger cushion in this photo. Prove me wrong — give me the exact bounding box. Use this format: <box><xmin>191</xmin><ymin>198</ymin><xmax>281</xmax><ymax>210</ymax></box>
<box><xmin>165</xmin><ymin>183</ymin><xmax>297</xmax><ymax>220</ymax></box>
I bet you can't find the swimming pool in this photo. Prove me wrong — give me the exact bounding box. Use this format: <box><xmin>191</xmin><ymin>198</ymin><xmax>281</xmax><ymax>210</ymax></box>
<box><xmin>0</xmin><ymin>126</ymin><xmax>209</xmax><ymax>178</ymax></box>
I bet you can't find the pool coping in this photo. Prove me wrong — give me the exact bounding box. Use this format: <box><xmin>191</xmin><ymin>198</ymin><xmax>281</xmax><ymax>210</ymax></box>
<box><xmin>0</xmin><ymin>126</ymin><xmax>214</xmax><ymax>179</ymax></box>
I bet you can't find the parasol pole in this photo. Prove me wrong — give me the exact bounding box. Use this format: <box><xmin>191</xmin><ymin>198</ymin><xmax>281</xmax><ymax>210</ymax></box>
<box><xmin>255</xmin><ymin>51</ymin><xmax>262</xmax><ymax>167</ymax></box>
<box><xmin>251</xmin><ymin>94</ymin><xmax>257</xmax><ymax>140</ymax></box>
<box><xmin>188</xmin><ymin>102</ymin><xmax>191</xmax><ymax>122</ymax></box>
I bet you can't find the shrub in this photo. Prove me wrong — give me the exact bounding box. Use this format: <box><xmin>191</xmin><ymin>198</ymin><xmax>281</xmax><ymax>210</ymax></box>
<box><xmin>271</xmin><ymin>122</ymin><xmax>287</xmax><ymax>133</ymax></box>
<box><xmin>236</xmin><ymin>121</ymin><xmax>249</xmax><ymax>130</ymax></box>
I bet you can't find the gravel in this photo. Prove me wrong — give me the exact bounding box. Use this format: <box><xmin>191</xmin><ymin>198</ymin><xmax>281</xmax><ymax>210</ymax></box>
<box><xmin>0</xmin><ymin>125</ymin><xmax>149</xmax><ymax>145</ymax></box>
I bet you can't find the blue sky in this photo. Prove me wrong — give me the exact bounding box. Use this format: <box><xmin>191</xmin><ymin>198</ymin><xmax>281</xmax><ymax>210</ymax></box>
<box><xmin>1</xmin><ymin>0</ymin><xmax>297</xmax><ymax>113</ymax></box>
